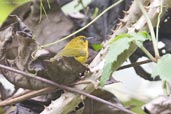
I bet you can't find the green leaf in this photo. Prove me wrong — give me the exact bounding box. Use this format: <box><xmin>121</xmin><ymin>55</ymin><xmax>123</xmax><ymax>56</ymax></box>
<box><xmin>138</xmin><ymin>31</ymin><xmax>151</xmax><ymax>40</ymax></box>
<box><xmin>100</xmin><ymin>31</ymin><xmax>150</xmax><ymax>86</ymax></box>
<box><xmin>109</xmin><ymin>33</ymin><xmax>131</xmax><ymax>44</ymax></box>
<box><xmin>152</xmin><ymin>54</ymin><xmax>171</xmax><ymax>82</ymax></box>
<box><xmin>92</xmin><ymin>7</ymin><xmax>99</xmax><ymax>19</ymax></box>
<box><xmin>91</xmin><ymin>43</ymin><xmax>103</xmax><ymax>51</ymax></box>
<box><xmin>109</xmin><ymin>31</ymin><xmax>150</xmax><ymax>45</ymax></box>
<box><xmin>124</xmin><ymin>99</ymin><xmax>145</xmax><ymax>114</ymax></box>
<box><xmin>100</xmin><ymin>38</ymin><xmax>137</xmax><ymax>86</ymax></box>
<box><xmin>132</xmin><ymin>31</ymin><xmax>151</xmax><ymax>42</ymax></box>
<box><xmin>132</xmin><ymin>31</ymin><xmax>151</xmax><ymax>48</ymax></box>
<box><xmin>0</xmin><ymin>0</ymin><xmax>30</xmax><ymax>24</ymax></box>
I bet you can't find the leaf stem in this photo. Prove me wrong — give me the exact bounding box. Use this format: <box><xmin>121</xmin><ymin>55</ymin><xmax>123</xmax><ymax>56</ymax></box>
<box><xmin>156</xmin><ymin>0</ymin><xmax>163</xmax><ymax>42</ymax></box>
<box><xmin>162</xmin><ymin>80</ymin><xmax>171</xmax><ymax>95</ymax></box>
<box><xmin>135</xmin><ymin>0</ymin><xmax>160</xmax><ymax>58</ymax></box>
<box><xmin>139</xmin><ymin>45</ymin><xmax>156</xmax><ymax>62</ymax></box>
<box><xmin>162</xmin><ymin>80</ymin><xmax>168</xmax><ymax>95</ymax></box>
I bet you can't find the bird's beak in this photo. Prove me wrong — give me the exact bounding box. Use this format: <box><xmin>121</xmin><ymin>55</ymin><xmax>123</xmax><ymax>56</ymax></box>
<box><xmin>82</xmin><ymin>37</ymin><xmax>93</xmax><ymax>41</ymax></box>
<box><xmin>86</xmin><ymin>37</ymin><xmax>93</xmax><ymax>40</ymax></box>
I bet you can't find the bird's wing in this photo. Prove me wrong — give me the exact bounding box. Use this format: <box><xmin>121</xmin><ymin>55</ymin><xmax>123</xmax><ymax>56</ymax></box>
<box><xmin>57</xmin><ymin>48</ymin><xmax>86</xmax><ymax>57</ymax></box>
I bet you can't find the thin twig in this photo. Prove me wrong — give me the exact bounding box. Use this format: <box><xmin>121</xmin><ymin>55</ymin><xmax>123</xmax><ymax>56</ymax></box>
<box><xmin>12</xmin><ymin>89</ymin><xmax>31</xmax><ymax>99</ymax></box>
<box><xmin>156</xmin><ymin>0</ymin><xmax>163</xmax><ymax>42</ymax></box>
<box><xmin>118</xmin><ymin>59</ymin><xmax>152</xmax><ymax>70</ymax></box>
<box><xmin>39</xmin><ymin>0</ymin><xmax>49</xmax><ymax>23</ymax></box>
<box><xmin>0</xmin><ymin>64</ymin><xmax>135</xmax><ymax>114</ymax></box>
<box><xmin>0</xmin><ymin>87</ymin><xmax>56</xmax><ymax>107</ymax></box>
<box><xmin>31</xmin><ymin>0</ymin><xmax>124</xmax><ymax>59</ymax></box>
<box><xmin>40</xmin><ymin>0</ymin><xmax>124</xmax><ymax>48</ymax></box>
<box><xmin>135</xmin><ymin>0</ymin><xmax>160</xmax><ymax>58</ymax></box>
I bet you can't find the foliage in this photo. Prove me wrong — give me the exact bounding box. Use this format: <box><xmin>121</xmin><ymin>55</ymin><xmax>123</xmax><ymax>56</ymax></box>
<box><xmin>100</xmin><ymin>31</ymin><xmax>150</xmax><ymax>86</ymax></box>
<box><xmin>91</xmin><ymin>43</ymin><xmax>103</xmax><ymax>51</ymax></box>
<box><xmin>124</xmin><ymin>99</ymin><xmax>146</xmax><ymax>114</ymax></box>
<box><xmin>0</xmin><ymin>0</ymin><xmax>30</xmax><ymax>24</ymax></box>
<box><xmin>1</xmin><ymin>0</ymin><xmax>171</xmax><ymax>113</ymax></box>
<box><xmin>152</xmin><ymin>54</ymin><xmax>171</xmax><ymax>82</ymax></box>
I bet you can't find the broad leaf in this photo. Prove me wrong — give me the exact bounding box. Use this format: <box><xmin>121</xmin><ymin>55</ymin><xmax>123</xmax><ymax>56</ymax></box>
<box><xmin>132</xmin><ymin>31</ymin><xmax>151</xmax><ymax>47</ymax></box>
<box><xmin>0</xmin><ymin>0</ymin><xmax>30</xmax><ymax>24</ymax></box>
<box><xmin>100</xmin><ymin>31</ymin><xmax>150</xmax><ymax>86</ymax></box>
<box><xmin>100</xmin><ymin>38</ymin><xmax>137</xmax><ymax>86</ymax></box>
<box><xmin>132</xmin><ymin>31</ymin><xmax>151</xmax><ymax>42</ymax></box>
<box><xmin>152</xmin><ymin>54</ymin><xmax>171</xmax><ymax>82</ymax></box>
<box><xmin>109</xmin><ymin>33</ymin><xmax>131</xmax><ymax>44</ymax></box>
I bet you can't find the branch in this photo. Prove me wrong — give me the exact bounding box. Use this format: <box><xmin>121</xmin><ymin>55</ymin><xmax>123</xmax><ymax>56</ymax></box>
<box><xmin>0</xmin><ymin>87</ymin><xmax>56</xmax><ymax>106</ymax></box>
<box><xmin>42</xmin><ymin>0</ymin><xmax>171</xmax><ymax>114</ymax></box>
<box><xmin>40</xmin><ymin>0</ymin><xmax>124</xmax><ymax>48</ymax></box>
<box><xmin>0</xmin><ymin>64</ymin><xmax>134</xmax><ymax>114</ymax></box>
<box><xmin>118</xmin><ymin>59</ymin><xmax>152</xmax><ymax>70</ymax></box>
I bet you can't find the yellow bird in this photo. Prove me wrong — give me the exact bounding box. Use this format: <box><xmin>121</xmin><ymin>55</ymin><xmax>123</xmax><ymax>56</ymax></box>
<box><xmin>55</xmin><ymin>36</ymin><xmax>89</xmax><ymax>63</ymax></box>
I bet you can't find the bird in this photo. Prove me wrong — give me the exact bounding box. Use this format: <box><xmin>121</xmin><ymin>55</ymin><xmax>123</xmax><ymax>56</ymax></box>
<box><xmin>55</xmin><ymin>36</ymin><xmax>89</xmax><ymax>63</ymax></box>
